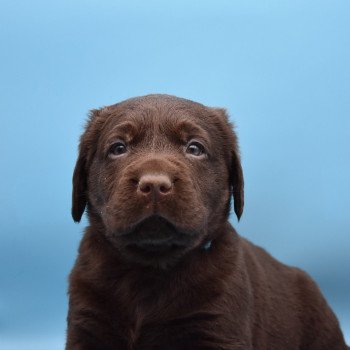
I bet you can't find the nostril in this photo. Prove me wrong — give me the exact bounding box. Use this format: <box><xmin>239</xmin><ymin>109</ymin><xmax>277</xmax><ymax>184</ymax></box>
<box><xmin>140</xmin><ymin>183</ymin><xmax>152</xmax><ymax>194</ymax></box>
<box><xmin>159</xmin><ymin>184</ymin><xmax>171</xmax><ymax>194</ymax></box>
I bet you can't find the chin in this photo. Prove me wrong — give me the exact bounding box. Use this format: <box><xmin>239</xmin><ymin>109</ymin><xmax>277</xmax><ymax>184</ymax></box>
<box><xmin>107</xmin><ymin>215</ymin><xmax>203</xmax><ymax>268</ymax></box>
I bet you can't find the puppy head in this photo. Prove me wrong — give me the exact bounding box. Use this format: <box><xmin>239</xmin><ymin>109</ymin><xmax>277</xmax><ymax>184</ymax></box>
<box><xmin>72</xmin><ymin>95</ymin><xmax>243</xmax><ymax>267</ymax></box>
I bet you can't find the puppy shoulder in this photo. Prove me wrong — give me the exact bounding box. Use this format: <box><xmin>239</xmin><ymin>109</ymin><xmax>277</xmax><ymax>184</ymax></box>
<box><xmin>291</xmin><ymin>267</ymin><xmax>347</xmax><ymax>348</ymax></box>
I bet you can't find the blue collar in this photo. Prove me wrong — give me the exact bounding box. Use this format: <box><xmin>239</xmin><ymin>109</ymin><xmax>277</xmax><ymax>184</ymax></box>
<box><xmin>202</xmin><ymin>240</ymin><xmax>212</xmax><ymax>251</ymax></box>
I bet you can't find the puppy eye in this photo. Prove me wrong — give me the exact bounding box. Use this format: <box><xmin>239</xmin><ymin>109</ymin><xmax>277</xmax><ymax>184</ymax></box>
<box><xmin>186</xmin><ymin>141</ymin><xmax>205</xmax><ymax>157</ymax></box>
<box><xmin>109</xmin><ymin>141</ymin><xmax>127</xmax><ymax>157</ymax></box>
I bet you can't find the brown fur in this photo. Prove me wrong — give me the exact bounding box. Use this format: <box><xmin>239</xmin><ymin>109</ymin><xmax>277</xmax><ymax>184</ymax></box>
<box><xmin>66</xmin><ymin>94</ymin><xmax>348</xmax><ymax>350</ymax></box>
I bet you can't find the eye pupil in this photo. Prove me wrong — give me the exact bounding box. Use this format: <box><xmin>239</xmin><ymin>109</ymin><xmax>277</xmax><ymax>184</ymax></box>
<box><xmin>189</xmin><ymin>145</ymin><xmax>199</xmax><ymax>153</ymax></box>
<box><xmin>110</xmin><ymin>142</ymin><xmax>127</xmax><ymax>156</ymax></box>
<box><xmin>186</xmin><ymin>142</ymin><xmax>205</xmax><ymax>156</ymax></box>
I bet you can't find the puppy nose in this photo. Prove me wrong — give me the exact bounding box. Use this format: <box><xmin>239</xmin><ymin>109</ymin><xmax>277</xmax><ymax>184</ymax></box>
<box><xmin>138</xmin><ymin>174</ymin><xmax>172</xmax><ymax>198</ymax></box>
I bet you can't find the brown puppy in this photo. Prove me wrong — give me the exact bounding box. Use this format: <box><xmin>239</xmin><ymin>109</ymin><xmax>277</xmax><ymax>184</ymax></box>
<box><xmin>67</xmin><ymin>95</ymin><xmax>348</xmax><ymax>350</ymax></box>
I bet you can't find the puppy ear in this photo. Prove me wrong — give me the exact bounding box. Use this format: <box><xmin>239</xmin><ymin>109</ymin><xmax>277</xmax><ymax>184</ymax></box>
<box><xmin>213</xmin><ymin>108</ymin><xmax>244</xmax><ymax>220</ymax></box>
<box><xmin>231</xmin><ymin>143</ymin><xmax>244</xmax><ymax>221</ymax></box>
<box><xmin>71</xmin><ymin>108</ymin><xmax>105</xmax><ymax>222</ymax></box>
<box><xmin>72</xmin><ymin>107</ymin><xmax>110</xmax><ymax>222</ymax></box>
<box><xmin>71</xmin><ymin>111</ymin><xmax>95</xmax><ymax>222</ymax></box>
<box><xmin>72</xmin><ymin>151</ymin><xmax>87</xmax><ymax>223</ymax></box>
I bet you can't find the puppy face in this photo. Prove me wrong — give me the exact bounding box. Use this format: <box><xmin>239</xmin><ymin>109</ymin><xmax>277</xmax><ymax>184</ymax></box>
<box><xmin>72</xmin><ymin>95</ymin><xmax>243</xmax><ymax>267</ymax></box>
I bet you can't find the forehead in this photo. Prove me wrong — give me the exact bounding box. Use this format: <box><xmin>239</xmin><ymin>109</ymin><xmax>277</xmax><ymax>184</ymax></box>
<box><xmin>99</xmin><ymin>95</ymin><xmax>215</xmax><ymax>137</ymax></box>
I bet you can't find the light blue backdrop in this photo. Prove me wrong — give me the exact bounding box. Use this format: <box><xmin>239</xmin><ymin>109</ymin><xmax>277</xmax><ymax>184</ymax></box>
<box><xmin>1</xmin><ymin>1</ymin><xmax>349</xmax><ymax>349</ymax></box>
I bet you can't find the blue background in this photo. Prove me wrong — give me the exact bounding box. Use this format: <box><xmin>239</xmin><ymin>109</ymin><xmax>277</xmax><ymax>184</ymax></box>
<box><xmin>1</xmin><ymin>1</ymin><xmax>349</xmax><ymax>348</ymax></box>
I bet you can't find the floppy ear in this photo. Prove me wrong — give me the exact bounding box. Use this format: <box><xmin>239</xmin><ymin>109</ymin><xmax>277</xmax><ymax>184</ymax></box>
<box><xmin>212</xmin><ymin>108</ymin><xmax>244</xmax><ymax>220</ymax></box>
<box><xmin>71</xmin><ymin>107</ymin><xmax>110</xmax><ymax>222</ymax></box>
<box><xmin>231</xmin><ymin>144</ymin><xmax>244</xmax><ymax>221</ymax></box>
<box><xmin>72</xmin><ymin>150</ymin><xmax>88</xmax><ymax>223</ymax></box>
<box><xmin>71</xmin><ymin>108</ymin><xmax>105</xmax><ymax>222</ymax></box>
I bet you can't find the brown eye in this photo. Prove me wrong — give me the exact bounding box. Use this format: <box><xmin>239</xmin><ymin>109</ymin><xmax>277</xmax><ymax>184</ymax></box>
<box><xmin>109</xmin><ymin>141</ymin><xmax>127</xmax><ymax>156</ymax></box>
<box><xmin>186</xmin><ymin>141</ymin><xmax>205</xmax><ymax>156</ymax></box>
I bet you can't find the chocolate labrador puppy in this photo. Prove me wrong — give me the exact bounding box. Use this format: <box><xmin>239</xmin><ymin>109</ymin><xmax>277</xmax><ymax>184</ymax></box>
<box><xmin>67</xmin><ymin>95</ymin><xmax>348</xmax><ymax>350</ymax></box>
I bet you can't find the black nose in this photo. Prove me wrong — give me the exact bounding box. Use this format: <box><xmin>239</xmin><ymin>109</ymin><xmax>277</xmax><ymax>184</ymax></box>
<box><xmin>137</xmin><ymin>174</ymin><xmax>173</xmax><ymax>198</ymax></box>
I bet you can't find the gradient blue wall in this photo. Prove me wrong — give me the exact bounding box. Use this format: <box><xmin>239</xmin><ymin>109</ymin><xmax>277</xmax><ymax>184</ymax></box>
<box><xmin>1</xmin><ymin>1</ymin><xmax>349</xmax><ymax>348</ymax></box>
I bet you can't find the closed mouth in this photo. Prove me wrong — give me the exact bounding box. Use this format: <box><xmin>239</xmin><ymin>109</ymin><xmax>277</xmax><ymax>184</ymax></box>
<box><xmin>122</xmin><ymin>215</ymin><xmax>190</xmax><ymax>250</ymax></box>
<box><xmin>127</xmin><ymin>242</ymin><xmax>185</xmax><ymax>254</ymax></box>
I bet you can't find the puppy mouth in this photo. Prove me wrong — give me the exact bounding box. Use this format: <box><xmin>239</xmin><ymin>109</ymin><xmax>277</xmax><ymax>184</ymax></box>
<box><xmin>118</xmin><ymin>215</ymin><xmax>193</xmax><ymax>251</ymax></box>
